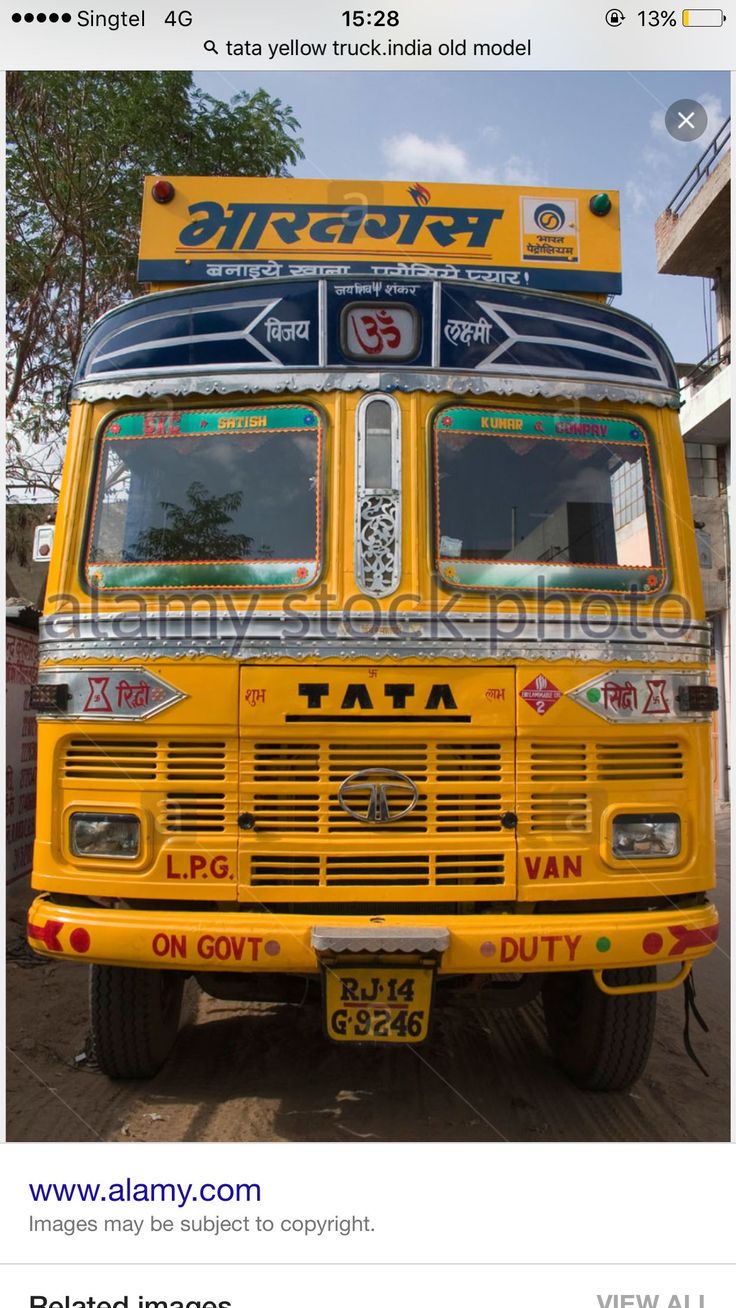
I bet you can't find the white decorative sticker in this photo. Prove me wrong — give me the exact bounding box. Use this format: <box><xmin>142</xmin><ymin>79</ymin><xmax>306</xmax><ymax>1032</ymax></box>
<box><xmin>40</xmin><ymin>668</ymin><xmax>185</xmax><ymax>720</ymax></box>
<box><xmin>343</xmin><ymin>305</ymin><xmax>418</xmax><ymax>360</ymax></box>
<box><xmin>520</xmin><ymin>196</ymin><xmax>580</xmax><ymax>266</ymax></box>
<box><xmin>568</xmin><ymin>670</ymin><xmax>709</xmax><ymax>723</ymax></box>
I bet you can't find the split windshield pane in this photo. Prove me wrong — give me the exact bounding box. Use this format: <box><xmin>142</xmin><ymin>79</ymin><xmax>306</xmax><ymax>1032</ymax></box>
<box><xmin>87</xmin><ymin>407</ymin><xmax>321</xmax><ymax>574</ymax></box>
<box><xmin>435</xmin><ymin>410</ymin><xmax>661</xmax><ymax>574</ymax></box>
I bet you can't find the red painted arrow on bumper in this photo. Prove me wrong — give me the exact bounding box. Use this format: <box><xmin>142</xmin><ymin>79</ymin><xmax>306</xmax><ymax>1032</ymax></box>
<box><xmin>28</xmin><ymin>919</ymin><xmax>64</xmax><ymax>952</ymax></box>
<box><xmin>668</xmin><ymin>923</ymin><xmax>719</xmax><ymax>956</ymax></box>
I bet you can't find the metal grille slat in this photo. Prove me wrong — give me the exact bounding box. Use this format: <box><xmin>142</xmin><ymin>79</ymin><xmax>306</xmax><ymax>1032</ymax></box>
<box><xmin>61</xmin><ymin>738</ymin><xmax>232</xmax><ymax>782</ymax></box>
<box><xmin>62</xmin><ymin>739</ymin><xmax>159</xmax><ymax>781</ymax></box>
<box><xmin>165</xmin><ymin>741</ymin><xmax>227</xmax><ymax>781</ymax></box>
<box><xmin>242</xmin><ymin>739</ymin><xmax>512</xmax><ymax>838</ymax></box>
<box><xmin>527</xmin><ymin>743</ymin><xmax>589</xmax><ymax>782</ymax></box>
<box><xmin>249</xmin><ymin>853</ymin><xmax>507</xmax><ymax>889</ymax></box>
<box><xmin>60</xmin><ymin>737</ymin><xmax>237</xmax><ymax>834</ymax></box>
<box><xmin>527</xmin><ymin>794</ymin><xmax>591</xmax><ymax>833</ymax></box>
<box><xmin>595</xmin><ymin>741</ymin><xmax>684</xmax><ymax>781</ymax></box>
<box><xmin>517</xmin><ymin>737</ymin><xmax>686</xmax><ymax>833</ymax></box>
<box><xmin>163</xmin><ymin>793</ymin><xmax>227</xmax><ymax>833</ymax></box>
<box><xmin>242</xmin><ymin>737</ymin><xmax>514</xmax><ymax>892</ymax></box>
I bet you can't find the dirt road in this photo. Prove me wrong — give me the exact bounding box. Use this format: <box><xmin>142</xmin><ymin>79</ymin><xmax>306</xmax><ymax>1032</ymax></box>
<box><xmin>6</xmin><ymin>810</ymin><xmax>730</xmax><ymax>1143</ymax></box>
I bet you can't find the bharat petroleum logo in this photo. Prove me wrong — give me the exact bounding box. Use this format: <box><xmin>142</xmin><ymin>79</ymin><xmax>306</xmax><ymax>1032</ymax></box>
<box><xmin>533</xmin><ymin>202</ymin><xmax>566</xmax><ymax>231</ymax></box>
<box><xmin>408</xmin><ymin>183</ymin><xmax>431</xmax><ymax>206</ymax></box>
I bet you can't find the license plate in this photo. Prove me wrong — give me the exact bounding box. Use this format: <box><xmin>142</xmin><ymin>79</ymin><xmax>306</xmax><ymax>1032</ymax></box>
<box><xmin>323</xmin><ymin>965</ymin><xmax>434</xmax><ymax>1044</ymax></box>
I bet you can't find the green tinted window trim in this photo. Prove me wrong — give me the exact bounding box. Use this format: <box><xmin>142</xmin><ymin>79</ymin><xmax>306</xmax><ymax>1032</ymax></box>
<box><xmin>88</xmin><ymin>560</ymin><xmax>320</xmax><ymax>591</ymax></box>
<box><xmin>100</xmin><ymin>406</ymin><xmax>317</xmax><ymax>439</ymax></box>
<box><xmin>433</xmin><ymin>406</ymin><xmax>666</xmax><ymax>596</ymax></box>
<box><xmin>84</xmin><ymin>404</ymin><xmax>324</xmax><ymax>593</ymax></box>
<box><xmin>435</xmin><ymin>408</ymin><xmax>647</xmax><ymax>443</ymax></box>
<box><xmin>437</xmin><ymin>560</ymin><xmax>666</xmax><ymax>595</ymax></box>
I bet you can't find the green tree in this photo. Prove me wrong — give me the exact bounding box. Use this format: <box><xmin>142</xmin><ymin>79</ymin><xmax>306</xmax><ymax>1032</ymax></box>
<box><xmin>131</xmin><ymin>482</ymin><xmax>254</xmax><ymax>562</ymax></box>
<box><xmin>6</xmin><ymin>72</ymin><xmax>303</xmax><ymax>497</ymax></box>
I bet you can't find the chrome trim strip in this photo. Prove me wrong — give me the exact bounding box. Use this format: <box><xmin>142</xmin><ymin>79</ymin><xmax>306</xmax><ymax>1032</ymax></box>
<box><xmin>317</xmin><ymin>278</ymin><xmax>327</xmax><ymax>368</ymax></box>
<box><xmin>72</xmin><ymin>370</ymin><xmax>679</xmax><ymax>409</ymax></box>
<box><xmin>312</xmin><ymin>925</ymin><xmax>450</xmax><ymax>954</ymax></box>
<box><xmin>38</xmin><ymin>612</ymin><xmax>711</xmax><ymax>666</ymax></box>
<box><xmin>431</xmin><ymin>282</ymin><xmax>440</xmax><ymax>369</ymax></box>
<box><xmin>355</xmin><ymin>394</ymin><xmax>402</xmax><ymax>597</ymax></box>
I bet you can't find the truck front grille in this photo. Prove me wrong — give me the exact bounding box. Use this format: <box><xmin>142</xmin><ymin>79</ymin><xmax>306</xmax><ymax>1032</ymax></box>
<box><xmin>61</xmin><ymin>737</ymin><xmax>229</xmax><ymax>782</ymax></box>
<box><xmin>517</xmin><ymin>739</ymin><xmax>685</xmax><ymax>832</ymax></box>
<box><xmin>60</xmin><ymin>737</ymin><xmax>236</xmax><ymax>834</ymax></box>
<box><xmin>250</xmin><ymin>852</ymin><xmax>506</xmax><ymax>889</ymax></box>
<box><xmin>241</xmin><ymin>739</ymin><xmax>509</xmax><ymax>836</ymax></box>
<box><xmin>241</xmin><ymin>737</ymin><xmax>515</xmax><ymax>896</ymax></box>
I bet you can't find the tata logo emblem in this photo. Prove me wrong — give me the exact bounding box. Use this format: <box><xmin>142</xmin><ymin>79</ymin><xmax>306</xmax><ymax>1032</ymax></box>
<box><xmin>337</xmin><ymin>768</ymin><xmax>419</xmax><ymax>825</ymax></box>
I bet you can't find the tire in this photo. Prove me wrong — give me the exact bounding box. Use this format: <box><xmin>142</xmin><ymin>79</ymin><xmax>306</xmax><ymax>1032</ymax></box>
<box><xmin>542</xmin><ymin>968</ymin><xmax>657</xmax><ymax>1092</ymax></box>
<box><xmin>89</xmin><ymin>965</ymin><xmax>186</xmax><ymax>1079</ymax></box>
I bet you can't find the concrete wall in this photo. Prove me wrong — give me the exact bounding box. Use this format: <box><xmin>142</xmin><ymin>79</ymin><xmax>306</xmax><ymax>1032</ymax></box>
<box><xmin>692</xmin><ymin>495</ymin><xmax>729</xmax><ymax>613</ymax></box>
<box><xmin>655</xmin><ymin>151</ymin><xmax>730</xmax><ymax>279</ymax></box>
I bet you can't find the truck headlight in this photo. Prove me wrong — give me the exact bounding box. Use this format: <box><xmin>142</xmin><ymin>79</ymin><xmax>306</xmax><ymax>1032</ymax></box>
<box><xmin>612</xmin><ymin>813</ymin><xmax>680</xmax><ymax>860</ymax></box>
<box><xmin>70</xmin><ymin>813</ymin><xmax>140</xmax><ymax>859</ymax></box>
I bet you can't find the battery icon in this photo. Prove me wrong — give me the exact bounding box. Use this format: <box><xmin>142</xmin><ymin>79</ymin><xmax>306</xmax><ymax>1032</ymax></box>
<box><xmin>683</xmin><ymin>8</ymin><xmax>726</xmax><ymax>23</ymax></box>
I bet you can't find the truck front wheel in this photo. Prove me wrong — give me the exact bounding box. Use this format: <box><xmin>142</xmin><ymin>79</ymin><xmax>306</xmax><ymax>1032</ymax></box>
<box><xmin>89</xmin><ymin>965</ymin><xmax>187</xmax><ymax>1079</ymax></box>
<box><xmin>542</xmin><ymin>968</ymin><xmax>657</xmax><ymax>1091</ymax></box>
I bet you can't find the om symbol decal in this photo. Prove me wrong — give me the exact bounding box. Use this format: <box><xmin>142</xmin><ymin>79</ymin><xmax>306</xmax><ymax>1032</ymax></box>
<box><xmin>344</xmin><ymin>305</ymin><xmax>417</xmax><ymax>361</ymax></box>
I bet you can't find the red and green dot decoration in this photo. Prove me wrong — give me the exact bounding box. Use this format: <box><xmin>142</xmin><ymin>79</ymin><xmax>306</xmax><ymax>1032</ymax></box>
<box><xmin>596</xmin><ymin>932</ymin><xmax>664</xmax><ymax>957</ymax></box>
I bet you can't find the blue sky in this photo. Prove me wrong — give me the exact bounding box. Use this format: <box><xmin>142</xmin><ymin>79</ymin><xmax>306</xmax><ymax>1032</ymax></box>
<box><xmin>196</xmin><ymin>69</ymin><xmax>729</xmax><ymax>363</ymax></box>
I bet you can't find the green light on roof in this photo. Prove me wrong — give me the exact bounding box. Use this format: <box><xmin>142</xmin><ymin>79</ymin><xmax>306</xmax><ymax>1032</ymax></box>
<box><xmin>589</xmin><ymin>192</ymin><xmax>612</xmax><ymax>217</ymax></box>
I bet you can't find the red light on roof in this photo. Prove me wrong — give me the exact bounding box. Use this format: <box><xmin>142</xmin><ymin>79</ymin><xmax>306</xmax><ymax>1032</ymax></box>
<box><xmin>151</xmin><ymin>179</ymin><xmax>175</xmax><ymax>204</ymax></box>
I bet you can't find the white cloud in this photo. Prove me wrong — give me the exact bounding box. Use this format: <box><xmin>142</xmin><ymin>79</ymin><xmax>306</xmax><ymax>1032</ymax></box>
<box><xmin>626</xmin><ymin>91</ymin><xmax>728</xmax><ymax>217</ymax></box>
<box><xmin>641</xmin><ymin>145</ymin><xmax>671</xmax><ymax>169</ymax></box>
<box><xmin>648</xmin><ymin>107</ymin><xmax>668</xmax><ymax>140</ymax></box>
<box><xmin>698</xmin><ymin>94</ymin><xmax>727</xmax><ymax>137</ymax></box>
<box><xmin>382</xmin><ymin>132</ymin><xmax>491</xmax><ymax>182</ymax></box>
<box><xmin>500</xmin><ymin>154</ymin><xmax>542</xmax><ymax>186</ymax></box>
<box><xmin>625</xmin><ymin>179</ymin><xmax>651</xmax><ymax>216</ymax></box>
<box><xmin>381</xmin><ymin>131</ymin><xmax>541</xmax><ymax>186</ymax></box>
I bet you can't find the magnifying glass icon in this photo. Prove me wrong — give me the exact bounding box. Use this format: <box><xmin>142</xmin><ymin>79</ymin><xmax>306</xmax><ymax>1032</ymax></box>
<box><xmin>204</xmin><ymin>39</ymin><xmax>218</xmax><ymax>53</ymax></box>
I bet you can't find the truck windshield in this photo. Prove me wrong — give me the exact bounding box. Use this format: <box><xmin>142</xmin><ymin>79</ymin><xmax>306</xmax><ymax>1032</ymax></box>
<box><xmin>434</xmin><ymin>407</ymin><xmax>664</xmax><ymax>593</ymax></box>
<box><xmin>86</xmin><ymin>405</ymin><xmax>322</xmax><ymax>590</ymax></box>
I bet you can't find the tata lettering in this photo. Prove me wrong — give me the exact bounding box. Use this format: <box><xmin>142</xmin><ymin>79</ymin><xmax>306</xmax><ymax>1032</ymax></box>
<box><xmin>295</xmin><ymin>681</ymin><xmax>458</xmax><ymax>710</ymax></box>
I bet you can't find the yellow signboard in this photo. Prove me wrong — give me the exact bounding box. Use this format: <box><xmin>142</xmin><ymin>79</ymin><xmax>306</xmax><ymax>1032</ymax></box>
<box><xmin>138</xmin><ymin>177</ymin><xmax>622</xmax><ymax>293</ymax></box>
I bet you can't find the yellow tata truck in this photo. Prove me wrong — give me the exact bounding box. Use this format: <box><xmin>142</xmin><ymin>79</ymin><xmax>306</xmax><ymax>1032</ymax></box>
<box><xmin>27</xmin><ymin>176</ymin><xmax>719</xmax><ymax>1089</ymax></box>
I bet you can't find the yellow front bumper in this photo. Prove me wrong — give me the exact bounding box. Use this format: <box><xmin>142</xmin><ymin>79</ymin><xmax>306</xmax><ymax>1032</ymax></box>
<box><xmin>27</xmin><ymin>895</ymin><xmax>719</xmax><ymax>980</ymax></box>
